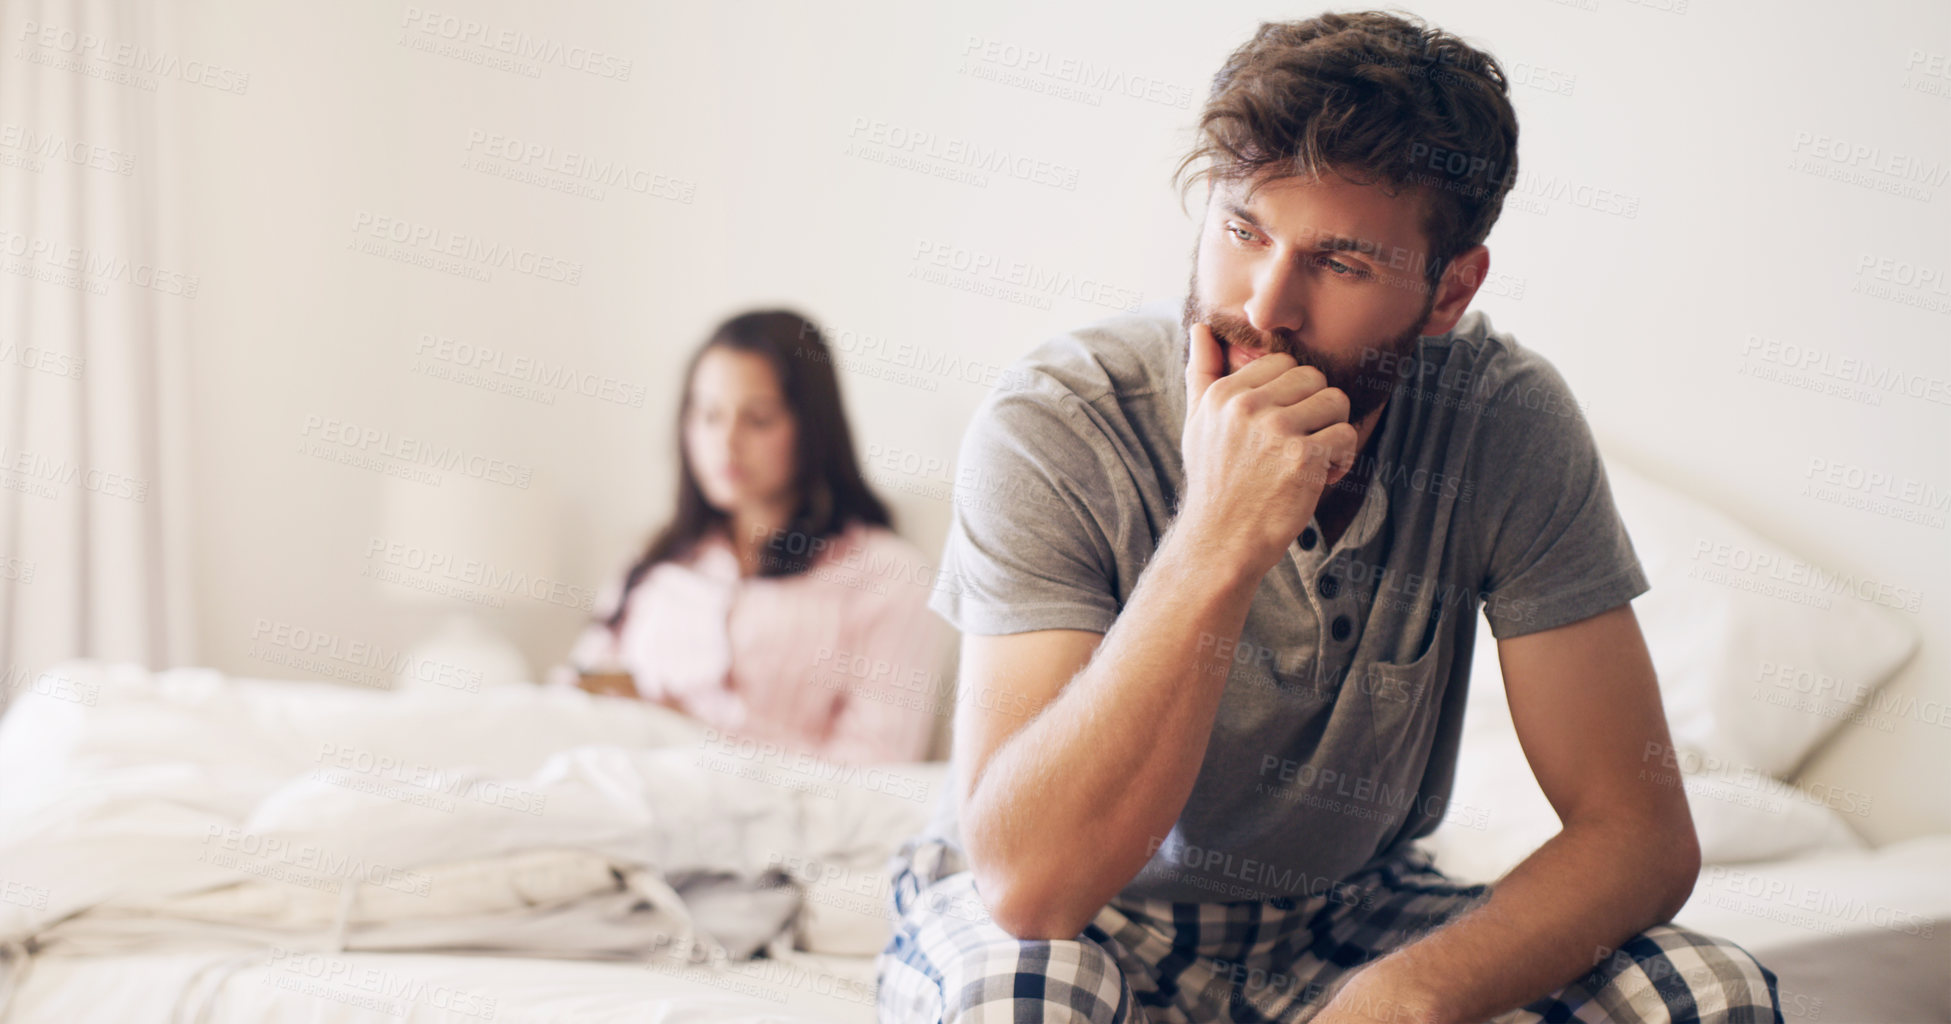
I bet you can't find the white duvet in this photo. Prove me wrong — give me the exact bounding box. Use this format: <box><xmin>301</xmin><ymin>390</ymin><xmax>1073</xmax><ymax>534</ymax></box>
<box><xmin>0</xmin><ymin>661</ymin><xmax>943</xmax><ymax>976</ymax></box>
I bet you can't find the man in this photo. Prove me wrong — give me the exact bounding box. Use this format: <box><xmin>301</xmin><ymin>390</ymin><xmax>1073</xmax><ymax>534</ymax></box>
<box><xmin>877</xmin><ymin>11</ymin><xmax>1781</xmax><ymax>1024</ymax></box>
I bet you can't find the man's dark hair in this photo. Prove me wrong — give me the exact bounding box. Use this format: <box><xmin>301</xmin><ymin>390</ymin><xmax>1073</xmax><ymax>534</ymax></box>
<box><xmin>1175</xmin><ymin>10</ymin><xmax>1520</xmax><ymax>287</ymax></box>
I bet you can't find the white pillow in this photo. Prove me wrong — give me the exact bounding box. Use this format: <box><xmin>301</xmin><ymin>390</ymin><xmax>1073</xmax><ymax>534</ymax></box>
<box><xmin>1422</xmin><ymin>454</ymin><xmax>1912</xmax><ymax>882</ymax></box>
<box><xmin>1604</xmin><ymin>456</ymin><xmax>1918</xmax><ymax>779</ymax></box>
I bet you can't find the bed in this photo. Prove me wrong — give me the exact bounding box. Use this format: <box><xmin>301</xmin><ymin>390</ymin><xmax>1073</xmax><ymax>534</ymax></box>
<box><xmin>3</xmin><ymin>454</ymin><xmax>1947</xmax><ymax>1023</ymax></box>
<box><xmin>0</xmin><ymin>662</ymin><xmax>931</xmax><ymax>1022</ymax></box>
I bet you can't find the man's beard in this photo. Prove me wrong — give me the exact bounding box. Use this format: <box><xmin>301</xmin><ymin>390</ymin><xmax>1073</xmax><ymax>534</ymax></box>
<box><xmin>1180</xmin><ymin>268</ymin><xmax>1434</xmax><ymax>427</ymax></box>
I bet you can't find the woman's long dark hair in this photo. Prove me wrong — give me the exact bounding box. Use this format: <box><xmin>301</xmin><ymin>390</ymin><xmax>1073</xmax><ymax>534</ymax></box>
<box><xmin>598</xmin><ymin>309</ymin><xmax>892</xmax><ymax>632</ymax></box>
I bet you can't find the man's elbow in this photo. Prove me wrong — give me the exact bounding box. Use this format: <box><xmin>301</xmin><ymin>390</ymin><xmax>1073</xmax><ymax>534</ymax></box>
<box><xmin>1650</xmin><ymin>812</ymin><xmax>1703</xmax><ymax>922</ymax></box>
<box><xmin>960</xmin><ymin>794</ymin><xmax>1119</xmax><ymax>939</ymax></box>
<box><xmin>975</xmin><ymin>868</ymin><xmax>1092</xmax><ymax>941</ymax></box>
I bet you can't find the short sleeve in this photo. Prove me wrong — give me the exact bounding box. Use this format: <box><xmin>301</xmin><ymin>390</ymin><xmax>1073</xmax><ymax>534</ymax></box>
<box><xmin>1470</xmin><ymin>350</ymin><xmax>1649</xmax><ymax>640</ymax></box>
<box><xmin>926</xmin><ymin>385</ymin><xmax>1123</xmax><ymax>636</ymax></box>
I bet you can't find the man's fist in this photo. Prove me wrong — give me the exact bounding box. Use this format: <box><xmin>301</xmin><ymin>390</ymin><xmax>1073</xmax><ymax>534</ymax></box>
<box><xmin>1179</xmin><ymin>321</ymin><xmax>1358</xmax><ymax>573</ymax></box>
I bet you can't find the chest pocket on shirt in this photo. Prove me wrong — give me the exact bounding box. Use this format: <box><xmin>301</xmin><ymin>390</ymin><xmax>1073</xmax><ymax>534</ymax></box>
<box><xmin>1357</xmin><ymin>595</ymin><xmax>1456</xmax><ymax>769</ymax></box>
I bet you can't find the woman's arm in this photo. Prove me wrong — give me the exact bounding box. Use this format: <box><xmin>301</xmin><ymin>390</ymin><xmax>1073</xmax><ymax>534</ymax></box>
<box><xmin>556</xmin><ymin>561</ymin><xmax>714</xmax><ymax>722</ymax></box>
<box><xmin>817</xmin><ymin>570</ymin><xmax>951</xmax><ymax>764</ymax></box>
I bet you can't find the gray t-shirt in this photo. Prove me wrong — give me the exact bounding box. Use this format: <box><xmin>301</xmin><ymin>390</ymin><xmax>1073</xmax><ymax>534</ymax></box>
<box><xmin>920</xmin><ymin>302</ymin><xmax>1649</xmax><ymax>905</ymax></box>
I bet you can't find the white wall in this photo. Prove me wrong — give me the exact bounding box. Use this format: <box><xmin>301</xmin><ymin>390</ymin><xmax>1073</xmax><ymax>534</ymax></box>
<box><xmin>164</xmin><ymin>0</ymin><xmax>1950</xmax><ymax>840</ymax></box>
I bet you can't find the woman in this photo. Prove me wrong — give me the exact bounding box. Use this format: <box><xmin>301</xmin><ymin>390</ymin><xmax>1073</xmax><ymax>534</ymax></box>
<box><xmin>549</xmin><ymin>310</ymin><xmax>948</xmax><ymax>765</ymax></box>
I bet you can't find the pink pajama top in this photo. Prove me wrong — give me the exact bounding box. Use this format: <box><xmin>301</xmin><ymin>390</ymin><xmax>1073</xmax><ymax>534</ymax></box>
<box><xmin>556</xmin><ymin>521</ymin><xmax>949</xmax><ymax>764</ymax></box>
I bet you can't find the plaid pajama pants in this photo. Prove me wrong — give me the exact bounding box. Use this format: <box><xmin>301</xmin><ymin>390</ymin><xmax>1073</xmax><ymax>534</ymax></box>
<box><xmin>875</xmin><ymin>838</ymin><xmax>1782</xmax><ymax>1023</ymax></box>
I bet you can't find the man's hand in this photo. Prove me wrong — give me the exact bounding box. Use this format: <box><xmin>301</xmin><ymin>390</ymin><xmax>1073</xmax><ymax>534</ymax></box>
<box><xmin>1179</xmin><ymin>322</ymin><xmax>1358</xmax><ymax>574</ymax></box>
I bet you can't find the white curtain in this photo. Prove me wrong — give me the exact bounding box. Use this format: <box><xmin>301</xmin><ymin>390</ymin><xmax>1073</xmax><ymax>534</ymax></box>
<box><xmin>0</xmin><ymin>0</ymin><xmax>195</xmax><ymax>708</ymax></box>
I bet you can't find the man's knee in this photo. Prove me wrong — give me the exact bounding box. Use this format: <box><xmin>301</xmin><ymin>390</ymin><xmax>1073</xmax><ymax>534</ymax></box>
<box><xmin>880</xmin><ymin>874</ymin><xmax>1133</xmax><ymax>1024</ymax></box>
<box><xmin>1581</xmin><ymin>925</ymin><xmax>1782</xmax><ymax>1024</ymax></box>
<box><xmin>939</xmin><ymin>933</ymin><xmax>1130</xmax><ymax>1023</ymax></box>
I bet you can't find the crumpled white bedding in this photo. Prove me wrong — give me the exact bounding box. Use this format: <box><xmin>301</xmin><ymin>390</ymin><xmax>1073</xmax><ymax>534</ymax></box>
<box><xmin>4</xmin><ymin>943</ymin><xmax>887</xmax><ymax>1024</ymax></box>
<box><xmin>0</xmin><ymin>660</ymin><xmax>944</xmax><ymax>1016</ymax></box>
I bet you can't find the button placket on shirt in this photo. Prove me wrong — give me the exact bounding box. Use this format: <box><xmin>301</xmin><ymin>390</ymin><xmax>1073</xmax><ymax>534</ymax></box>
<box><xmin>1294</xmin><ymin>540</ymin><xmax>1354</xmax><ymax>659</ymax></box>
<box><xmin>1289</xmin><ymin>530</ymin><xmax>1335</xmax><ymax>689</ymax></box>
<box><xmin>1292</xmin><ymin>485</ymin><xmax>1390</xmax><ymax>686</ymax></box>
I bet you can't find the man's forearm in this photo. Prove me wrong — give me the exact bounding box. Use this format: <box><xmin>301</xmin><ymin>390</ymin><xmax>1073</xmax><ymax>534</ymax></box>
<box><xmin>1337</xmin><ymin>816</ymin><xmax>1699</xmax><ymax>1024</ymax></box>
<box><xmin>962</xmin><ymin>517</ymin><xmax>1263</xmax><ymax>937</ymax></box>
